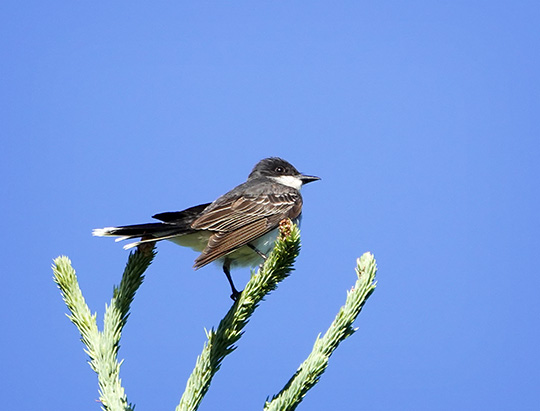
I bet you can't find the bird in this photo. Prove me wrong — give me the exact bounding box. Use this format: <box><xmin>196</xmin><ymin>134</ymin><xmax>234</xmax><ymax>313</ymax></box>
<box><xmin>93</xmin><ymin>157</ymin><xmax>320</xmax><ymax>300</ymax></box>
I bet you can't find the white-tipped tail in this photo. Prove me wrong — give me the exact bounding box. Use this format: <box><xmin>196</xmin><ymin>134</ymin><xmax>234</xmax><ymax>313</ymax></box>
<box><xmin>92</xmin><ymin>227</ymin><xmax>117</xmax><ymax>237</ymax></box>
<box><xmin>92</xmin><ymin>225</ymin><xmax>187</xmax><ymax>250</ymax></box>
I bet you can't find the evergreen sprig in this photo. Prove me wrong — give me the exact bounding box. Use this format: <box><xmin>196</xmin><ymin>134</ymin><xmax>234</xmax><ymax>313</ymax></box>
<box><xmin>53</xmin><ymin>245</ymin><xmax>156</xmax><ymax>411</ymax></box>
<box><xmin>264</xmin><ymin>252</ymin><xmax>378</xmax><ymax>411</ymax></box>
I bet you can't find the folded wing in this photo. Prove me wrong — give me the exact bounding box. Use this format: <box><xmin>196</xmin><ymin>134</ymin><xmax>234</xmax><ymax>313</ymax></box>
<box><xmin>192</xmin><ymin>192</ymin><xmax>302</xmax><ymax>268</ymax></box>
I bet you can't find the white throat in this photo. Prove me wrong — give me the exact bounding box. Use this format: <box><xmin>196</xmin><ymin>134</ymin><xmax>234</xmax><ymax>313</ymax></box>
<box><xmin>271</xmin><ymin>175</ymin><xmax>303</xmax><ymax>190</ymax></box>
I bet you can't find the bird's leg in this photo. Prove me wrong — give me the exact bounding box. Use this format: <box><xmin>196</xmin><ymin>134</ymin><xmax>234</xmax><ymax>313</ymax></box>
<box><xmin>223</xmin><ymin>260</ymin><xmax>241</xmax><ymax>301</ymax></box>
<box><xmin>247</xmin><ymin>243</ymin><xmax>268</xmax><ymax>260</ymax></box>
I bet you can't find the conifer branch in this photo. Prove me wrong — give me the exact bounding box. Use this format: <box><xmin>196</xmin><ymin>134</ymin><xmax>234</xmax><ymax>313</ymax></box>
<box><xmin>264</xmin><ymin>252</ymin><xmax>377</xmax><ymax>411</ymax></box>
<box><xmin>53</xmin><ymin>245</ymin><xmax>156</xmax><ymax>411</ymax></box>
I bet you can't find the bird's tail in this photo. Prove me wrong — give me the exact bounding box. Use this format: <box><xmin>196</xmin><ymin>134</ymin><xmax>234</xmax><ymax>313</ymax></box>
<box><xmin>92</xmin><ymin>223</ymin><xmax>191</xmax><ymax>250</ymax></box>
<box><xmin>93</xmin><ymin>203</ymin><xmax>211</xmax><ymax>250</ymax></box>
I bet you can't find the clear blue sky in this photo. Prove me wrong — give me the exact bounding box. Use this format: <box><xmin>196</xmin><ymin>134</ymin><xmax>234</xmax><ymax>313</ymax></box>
<box><xmin>2</xmin><ymin>2</ymin><xmax>539</xmax><ymax>410</ymax></box>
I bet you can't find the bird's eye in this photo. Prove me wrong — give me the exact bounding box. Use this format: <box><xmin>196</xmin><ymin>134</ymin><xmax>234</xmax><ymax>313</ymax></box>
<box><xmin>275</xmin><ymin>166</ymin><xmax>285</xmax><ymax>173</ymax></box>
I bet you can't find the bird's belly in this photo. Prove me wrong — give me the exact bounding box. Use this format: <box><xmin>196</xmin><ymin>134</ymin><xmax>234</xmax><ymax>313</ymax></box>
<box><xmin>169</xmin><ymin>231</ymin><xmax>212</xmax><ymax>252</ymax></box>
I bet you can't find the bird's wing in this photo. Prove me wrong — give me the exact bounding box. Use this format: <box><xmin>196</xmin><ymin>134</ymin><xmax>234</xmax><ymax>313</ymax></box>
<box><xmin>192</xmin><ymin>192</ymin><xmax>302</xmax><ymax>268</ymax></box>
<box><xmin>192</xmin><ymin>192</ymin><xmax>301</xmax><ymax>232</ymax></box>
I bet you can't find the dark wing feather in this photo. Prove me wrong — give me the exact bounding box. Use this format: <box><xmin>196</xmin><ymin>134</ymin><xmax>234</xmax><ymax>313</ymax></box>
<box><xmin>192</xmin><ymin>193</ymin><xmax>301</xmax><ymax>231</ymax></box>
<box><xmin>152</xmin><ymin>203</ymin><xmax>211</xmax><ymax>223</ymax></box>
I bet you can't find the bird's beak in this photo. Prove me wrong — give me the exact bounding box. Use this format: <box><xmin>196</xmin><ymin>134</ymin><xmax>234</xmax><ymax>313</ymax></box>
<box><xmin>300</xmin><ymin>174</ymin><xmax>321</xmax><ymax>185</ymax></box>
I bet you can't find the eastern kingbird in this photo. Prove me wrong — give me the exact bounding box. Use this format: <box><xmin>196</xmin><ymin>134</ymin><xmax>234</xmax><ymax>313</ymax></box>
<box><xmin>93</xmin><ymin>157</ymin><xmax>320</xmax><ymax>300</ymax></box>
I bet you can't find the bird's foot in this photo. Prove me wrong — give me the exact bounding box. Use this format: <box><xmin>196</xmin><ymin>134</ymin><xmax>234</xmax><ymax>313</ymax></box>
<box><xmin>230</xmin><ymin>289</ymin><xmax>242</xmax><ymax>301</ymax></box>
